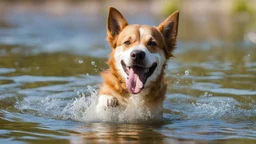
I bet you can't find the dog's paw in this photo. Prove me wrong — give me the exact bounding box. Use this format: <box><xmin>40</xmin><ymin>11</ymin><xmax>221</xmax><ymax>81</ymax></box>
<box><xmin>97</xmin><ymin>95</ymin><xmax>119</xmax><ymax>111</ymax></box>
<box><xmin>106</xmin><ymin>97</ymin><xmax>118</xmax><ymax>108</ymax></box>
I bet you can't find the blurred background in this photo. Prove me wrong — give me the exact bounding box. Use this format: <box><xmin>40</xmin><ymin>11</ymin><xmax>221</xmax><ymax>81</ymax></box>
<box><xmin>0</xmin><ymin>0</ymin><xmax>255</xmax><ymax>75</ymax></box>
<box><xmin>0</xmin><ymin>0</ymin><xmax>256</xmax><ymax>143</ymax></box>
<box><xmin>1</xmin><ymin>0</ymin><xmax>256</xmax><ymax>43</ymax></box>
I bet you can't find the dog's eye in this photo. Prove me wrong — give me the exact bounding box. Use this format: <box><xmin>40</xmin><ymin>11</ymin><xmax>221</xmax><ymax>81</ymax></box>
<box><xmin>147</xmin><ymin>41</ymin><xmax>157</xmax><ymax>47</ymax></box>
<box><xmin>124</xmin><ymin>40</ymin><xmax>131</xmax><ymax>45</ymax></box>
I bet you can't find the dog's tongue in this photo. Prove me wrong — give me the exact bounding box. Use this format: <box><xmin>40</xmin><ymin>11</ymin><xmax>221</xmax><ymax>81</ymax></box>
<box><xmin>126</xmin><ymin>67</ymin><xmax>145</xmax><ymax>94</ymax></box>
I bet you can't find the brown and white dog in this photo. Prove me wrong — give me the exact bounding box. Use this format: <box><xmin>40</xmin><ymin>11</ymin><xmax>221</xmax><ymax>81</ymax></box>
<box><xmin>96</xmin><ymin>7</ymin><xmax>179</xmax><ymax>120</ymax></box>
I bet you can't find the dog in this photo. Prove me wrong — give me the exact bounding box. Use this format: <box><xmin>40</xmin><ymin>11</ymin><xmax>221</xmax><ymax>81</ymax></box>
<box><xmin>96</xmin><ymin>7</ymin><xmax>179</xmax><ymax>120</ymax></box>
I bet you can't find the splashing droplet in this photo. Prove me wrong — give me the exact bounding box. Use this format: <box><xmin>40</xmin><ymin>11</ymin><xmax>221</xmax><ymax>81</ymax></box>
<box><xmin>203</xmin><ymin>92</ymin><xmax>213</xmax><ymax>97</ymax></box>
<box><xmin>204</xmin><ymin>92</ymin><xmax>208</xmax><ymax>97</ymax></box>
<box><xmin>78</xmin><ymin>60</ymin><xmax>84</xmax><ymax>64</ymax></box>
<box><xmin>185</xmin><ymin>69</ymin><xmax>190</xmax><ymax>76</ymax></box>
<box><xmin>91</xmin><ymin>61</ymin><xmax>95</xmax><ymax>66</ymax></box>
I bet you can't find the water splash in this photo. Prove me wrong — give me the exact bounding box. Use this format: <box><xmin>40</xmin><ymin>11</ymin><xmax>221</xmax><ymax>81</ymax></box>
<box><xmin>202</xmin><ymin>92</ymin><xmax>213</xmax><ymax>97</ymax></box>
<box><xmin>61</xmin><ymin>85</ymin><xmax>98</xmax><ymax>121</ymax></box>
<box><xmin>15</xmin><ymin>84</ymin><xmax>157</xmax><ymax>123</ymax></box>
<box><xmin>15</xmin><ymin>85</ymin><xmax>256</xmax><ymax>124</ymax></box>
<box><xmin>61</xmin><ymin>86</ymin><xmax>156</xmax><ymax>123</ymax></box>
<box><xmin>187</xmin><ymin>97</ymin><xmax>256</xmax><ymax>121</ymax></box>
<box><xmin>90</xmin><ymin>61</ymin><xmax>100</xmax><ymax>72</ymax></box>
<box><xmin>184</xmin><ymin>69</ymin><xmax>190</xmax><ymax>76</ymax></box>
<box><xmin>78</xmin><ymin>60</ymin><xmax>84</xmax><ymax>64</ymax></box>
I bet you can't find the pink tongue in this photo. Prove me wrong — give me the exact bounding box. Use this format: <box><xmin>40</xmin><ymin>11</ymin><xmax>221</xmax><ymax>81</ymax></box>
<box><xmin>126</xmin><ymin>67</ymin><xmax>145</xmax><ymax>94</ymax></box>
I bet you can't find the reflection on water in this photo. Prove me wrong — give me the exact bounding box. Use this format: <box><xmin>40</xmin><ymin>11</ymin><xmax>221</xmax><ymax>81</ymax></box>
<box><xmin>0</xmin><ymin>2</ymin><xmax>256</xmax><ymax>144</ymax></box>
<box><xmin>71</xmin><ymin>123</ymin><xmax>166</xmax><ymax>143</ymax></box>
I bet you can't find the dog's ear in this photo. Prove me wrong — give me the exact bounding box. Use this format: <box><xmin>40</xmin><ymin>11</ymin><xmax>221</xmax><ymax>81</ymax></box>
<box><xmin>107</xmin><ymin>7</ymin><xmax>128</xmax><ymax>48</ymax></box>
<box><xmin>157</xmin><ymin>11</ymin><xmax>179</xmax><ymax>57</ymax></box>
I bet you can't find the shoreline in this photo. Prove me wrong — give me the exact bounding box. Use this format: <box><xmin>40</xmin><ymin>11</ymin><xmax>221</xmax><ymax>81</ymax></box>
<box><xmin>0</xmin><ymin>0</ymin><xmax>255</xmax><ymax>16</ymax></box>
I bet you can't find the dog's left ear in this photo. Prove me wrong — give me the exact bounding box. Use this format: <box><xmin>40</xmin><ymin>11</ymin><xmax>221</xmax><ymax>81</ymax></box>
<box><xmin>107</xmin><ymin>7</ymin><xmax>128</xmax><ymax>48</ymax></box>
<box><xmin>158</xmin><ymin>11</ymin><xmax>179</xmax><ymax>57</ymax></box>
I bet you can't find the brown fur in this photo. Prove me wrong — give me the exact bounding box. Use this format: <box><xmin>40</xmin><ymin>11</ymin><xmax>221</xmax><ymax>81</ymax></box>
<box><xmin>158</xmin><ymin>11</ymin><xmax>179</xmax><ymax>57</ymax></box>
<box><xmin>99</xmin><ymin>50</ymin><xmax>130</xmax><ymax>105</ymax></box>
<box><xmin>99</xmin><ymin>7</ymin><xmax>179</xmax><ymax>109</ymax></box>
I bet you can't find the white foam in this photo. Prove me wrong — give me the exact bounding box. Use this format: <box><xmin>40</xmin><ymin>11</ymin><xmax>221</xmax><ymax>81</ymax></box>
<box><xmin>61</xmin><ymin>86</ymin><xmax>157</xmax><ymax>123</ymax></box>
<box><xmin>17</xmin><ymin>85</ymin><xmax>256</xmax><ymax>123</ymax></box>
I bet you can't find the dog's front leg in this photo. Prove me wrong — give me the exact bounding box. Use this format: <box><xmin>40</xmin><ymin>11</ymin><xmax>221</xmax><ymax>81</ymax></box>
<box><xmin>96</xmin><ymin>95</ymin><xmax>119</xmax><ymax>111</ymax></box>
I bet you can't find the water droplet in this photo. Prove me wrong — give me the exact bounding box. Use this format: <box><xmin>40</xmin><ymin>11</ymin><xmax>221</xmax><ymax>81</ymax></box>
<box><xmin>78</xmin><ymin>60</ymin><xmax>83</xmax><ymax>64</ymax></box>
<box><xmin>87</xmin><ymin>85</ymin><xmax>97</xmax><ymax>95</ymax></box>
<box><xmin>185</xmin><ymin>69</ymin><xmax>190</xmax><ymax>75</ymax></box>
<box><xmin>204</xmin><ymin>92</ymin><xmax>208</xmax><ymax>97</ymax></box>
<box><xmin>203</xmin><ymin>92</ymin><xmax>212</xmax><ymax>97</ymax></box>
<box><xmin>91</xmin><ymin>61</ymin><xmax>95</xmax><ymax>65</ymax></box>
<box><xmin>76</xmin><ymin>91</ymin><xmax>80</xmax><ymax>96</ymax></box>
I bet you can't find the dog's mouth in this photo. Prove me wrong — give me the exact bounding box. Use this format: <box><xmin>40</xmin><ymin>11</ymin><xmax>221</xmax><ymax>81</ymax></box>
<box><xmin>121</xmin><ymin>60</ymin><xmax>157</xmax><ymax>94</ymax></box>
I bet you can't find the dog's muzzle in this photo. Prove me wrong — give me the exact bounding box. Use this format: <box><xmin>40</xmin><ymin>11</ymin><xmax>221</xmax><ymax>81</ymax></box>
<box><xmin>121</xmin><ymin>50</ymin><xmax>157</xmax><ymax>94</ymax></box>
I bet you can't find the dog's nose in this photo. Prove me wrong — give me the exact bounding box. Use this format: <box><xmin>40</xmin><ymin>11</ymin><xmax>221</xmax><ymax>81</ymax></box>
<box><xmin>130</xmin><ymin>50</ymin><xmax>145</xmax><ymax>60</ymax></box>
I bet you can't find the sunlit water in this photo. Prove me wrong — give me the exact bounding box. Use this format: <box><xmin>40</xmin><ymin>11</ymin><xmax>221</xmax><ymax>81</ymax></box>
<box><xmin>0</xmin><ymin>9</ymin><xmax>256</xmax><ymax>143</ymax></box>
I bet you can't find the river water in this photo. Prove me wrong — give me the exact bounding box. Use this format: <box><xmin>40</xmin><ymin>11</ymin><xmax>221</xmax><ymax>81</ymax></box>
<box><xmin>0</xmin><ymin>8</ymin><xmax>256</xmax><ymax>143</ymax></box>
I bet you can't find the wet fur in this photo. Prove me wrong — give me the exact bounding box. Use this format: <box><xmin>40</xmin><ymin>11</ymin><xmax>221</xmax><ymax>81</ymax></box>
<box><xmin>96</xmin><ymin>7</ymin><xmax>179</xmax><ymax>119</ymax></box>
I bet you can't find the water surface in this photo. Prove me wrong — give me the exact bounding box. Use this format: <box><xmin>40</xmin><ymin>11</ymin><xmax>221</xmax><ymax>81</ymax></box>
<box><xmin>0</xmin><ymin>7</ymin><xmax>256</xmax><ymax>144</ymax></box>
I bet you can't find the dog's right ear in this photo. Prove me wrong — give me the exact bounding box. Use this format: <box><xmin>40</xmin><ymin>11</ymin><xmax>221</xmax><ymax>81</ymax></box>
<box><xmin>107</xmin><ymin>7</ymin><xmax>128</xmax><ymax>48</ymax></box>
<box><xmin>157</xmin><ymin>11</ymin><xmax>179</xmax><ymax>57</ymax></box>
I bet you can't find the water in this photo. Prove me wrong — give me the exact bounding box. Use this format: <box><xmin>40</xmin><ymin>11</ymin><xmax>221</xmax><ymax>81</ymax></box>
<box><xmin>0</xmin><ymin>5</ymin><xmax>256</xmax><ymax>144</ymax></box>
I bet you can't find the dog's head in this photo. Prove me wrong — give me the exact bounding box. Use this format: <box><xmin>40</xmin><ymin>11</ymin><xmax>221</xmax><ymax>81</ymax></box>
<box><xmin>106</xmin><ymin>7</ymin><xmax>179</xmax><ymax>95</ymax></box>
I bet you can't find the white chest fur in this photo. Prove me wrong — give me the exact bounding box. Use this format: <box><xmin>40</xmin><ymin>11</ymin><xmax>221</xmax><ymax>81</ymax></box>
<box><xmin>95</xmin><ymin>94</ymin><xmax>162</xmax><ymax>122</ymax></box>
